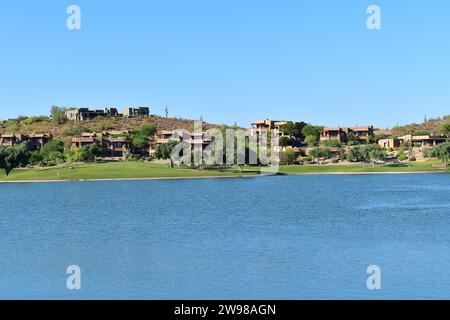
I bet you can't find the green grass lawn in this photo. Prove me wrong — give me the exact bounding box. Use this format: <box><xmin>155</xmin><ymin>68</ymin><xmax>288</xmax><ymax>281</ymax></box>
<box><xmin>0</xmin><ymin>160</ymin><xmax>448</xmax><ymax>182</ymax></box>
<box><xmin>277</xmin><ymin>160</ymin><xmax>449</xmax><ymax>174</ymax></box>
<box><xmin>0</xmin><ymin>162</ymin><xmax>254</xmax><ymax>181</ymax></box>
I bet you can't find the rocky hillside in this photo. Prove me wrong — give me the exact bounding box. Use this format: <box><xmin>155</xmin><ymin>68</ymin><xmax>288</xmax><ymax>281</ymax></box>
<box><xmin>0</xmin><ymin>115</ymin><xmax>222</xmax><ymax>141</ymax></box>
<box><xmin>392</xmin><ymin>115</ymin><xmax>450</xmax><ymax>136</ymax></box>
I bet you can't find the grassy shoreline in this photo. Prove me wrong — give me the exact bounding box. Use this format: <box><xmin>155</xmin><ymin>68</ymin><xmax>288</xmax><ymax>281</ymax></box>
<box><xmin>0</xmin><ymin>161</ymin><xmax>448</xmax><ymax>182</ymax></box>
<box><xmin>278</xmin><ymin>161</ymin><xmax>449</xmax><ymax>174</ymax></box>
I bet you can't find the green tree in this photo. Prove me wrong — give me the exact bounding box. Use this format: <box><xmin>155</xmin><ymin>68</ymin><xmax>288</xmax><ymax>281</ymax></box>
<box><xmin>130</xmin><ymin>124</ymin><xmax>157</xmax><ymax>156</ymax></box>
<box><xmin>281</xmin><ymin>149</ymin><xmax>296</xmax><ymax>165</ymax></box>
<box><xmin>368</xmin><ymin>145</ymin><xmax>386</xmax><ymax>164</ymax></box>
<box><xmin>346</xmin><ymin>146</ymin><xmax>362</xmax><ymax>162</ymax></box>
<box><xmin>16</xmin><ymin>143</ymin><xmax>31</xmax><ymax>166</ymax></box>
<box><xmin>0</xmin><ymin>146</ymin><xmax>16</xmax><ymax>176</ymax></box>
<box><xmin>279</xmin><ymin>136</ymin><xmax>292</xmax><ymax>147</ymax></box>
<box><xmin>50</xmin><ymin>106</ymin><xmax>68</xmax><ymax>125</ymax></box>
<box><xmin>29</xmin><ymin>150</ymin><xmax>44</xmax><ymax>165</ymax></box>
<box><xmin>280</xmin><ymin>122</ymin><xmax>297</xmax><ymax>136</ymax></box>
<box><xmin>367</xmin><ymin>134</ymin><xmax>378</xmax><ymax>144</ymax></box>
<box><xmin>0</xmin><ymin>143</ymin><xmax>30</xmax><ymax>176</ymax></box>
<box><xmin>280</xmin><ymin>122</ymin><xmax>305</xmax><ymax>138</ymax></box>
<box><xmin>302</xmin><ymin>125</ymin><xmax>323</xmax><ymax>142</ymax></box>
<box><xmin>347</xmin><ymin>132</ymin><xmax>358</xmax><ymax>146</ymax></box>
<box><xmin>359</xmin><ymin>144</ymin><xmax>386</xmax><ymax>165</ymax></box>
<box><xmin>81</xmin><ymin>144</ymin><xmax>103</xmax><ymax>162</ymax></box>
<box><xmin>430</xmin><ymin>142</ymin><xmax>450</xmax><ymax>166</ymax></box>
<box><xmin>40</xmin><ymin>140</ymin><xmax>65</xmax><ymax>165</ymax></box>
<box><xmin>156</xmin><ymin>140</ymin><xmax>178</xmax><ymax>159</ymax></box>
<box><xmin>140</xmin><ymin>124</ymin><xmax>157</xmax><ymax>137</ymax></box>
<box><xmin>308</xmin><ymin>147</ymin><xmax>332</xmax><ymax>164</ymax></box>
<box><xmin>64</xmin><ymin>148</ymin><xmax>83</xmax><ymax>163</ymax></box>
<box><xmin>305</xmin><ymin>135</ymin><xmax>318</xmax><ymax>147</ymax></box>
<box><xmin>132</xmin><ymin>133</ymin><xmax>150</xmax><ymax>156</ymax></box>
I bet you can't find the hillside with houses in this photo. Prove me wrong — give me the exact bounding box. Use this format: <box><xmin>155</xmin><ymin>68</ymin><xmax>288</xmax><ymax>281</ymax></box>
<box><xmin>0</xmin><ymin>109</ymin><xmax>220</xmax><ymax>142</ymax></box>
<box><xmin>0</xmin><ymin>106</ymin><xmax>449</xmax><ymax>177</ymax></box>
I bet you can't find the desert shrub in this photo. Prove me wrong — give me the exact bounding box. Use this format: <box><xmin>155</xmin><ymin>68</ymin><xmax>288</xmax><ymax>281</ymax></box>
<box><xmin>422</xmin><ymin>147</ymin><xmax>433</xmax><ymax>158</ymax></box>
<box><xmin>62</xmin><ymin>125</ymin><xmax>91</xmax><ymax>137</ymax></box>
<box><xmin>322</xmin><ymin>140</ymin><xmax>342</xmax><ymax>148</ymax></box>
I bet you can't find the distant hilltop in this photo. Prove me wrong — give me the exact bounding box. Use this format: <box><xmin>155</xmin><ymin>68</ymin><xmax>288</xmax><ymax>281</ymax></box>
<box><xmin>65</xmin><ymin>107</ymin><xmax>150</xmax><ymax>122</ymax></box>
<box><xmin>0</xmin><ymin>110</ymin><xmax>220</xmax><ymax>142</ymax></box>
<box><xmin>392</xmin><ymin>115</ymin><xmax>450</xmax><ymax>136</ymax></box>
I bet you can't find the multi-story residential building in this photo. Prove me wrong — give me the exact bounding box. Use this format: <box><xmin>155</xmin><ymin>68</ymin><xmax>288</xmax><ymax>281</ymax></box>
<box><xmin>103</xmin><ymin>137</ymin><xmax>131</xmax><ymax>158</ymax></box>
<box><xmin>251</xmin><ymin>119</ymin><xmax>307</xmax><ymax>148</ymax></box>
<box><xmin>0</xmin><ymin>134</ymin><xmax>26</xmax><ymax>147</ymax></box>
<box><xmin>71</xmin><ymin>133</ymin><xmax>103</xmax><ymax>148</ymax></box>
<box><xmin>0</xmin><ymin>133</ymin><xmax>52</xmax><ymax>150</ymax></box>
<box><xmin>251</xmin><ymin>120</ymin><xmax>288</xmax><ymax>135</ymax></box>
<box><xmin>149</xmin><ymin>130</ymin><xmax>175</xmax><ymax>154</ymax></box>
<box><xmin>251</xmin><ymin>119</ymin><xmax>307</xmax><ymax>138</ymax></box>
<box><xmin>66</xmin><ymin>107</ymin><xmax>149</xmax><ymax>121</ymax></box>
<box><xmin>121</xmin><ymin>107</ymin><xmax>150</xmax><ymax>118</ymax></box>
<box><xmin>320</xmin><ymin>126</ymin><xmax>374</xmax><ymax>144</ymax></box>
<box><xmin>319</xmin><ymin>128</ymin><xmax>348</xmax><ymax>142</ymax></box>
<box><xmin>26</xmin><ymin>134</ymin><xmax>53</xmax><ymax>151</ymax></box>
<box><xmin>66</xmin><ymin>108</ymin><xmax>120</xmax><ymax>122</ymax></box>
<box><xmin>150</xmin><ymin>129</ymin><xmax>212</xmax><ymax>155</ymax></box>
<box><xmin>71</xmin><ymin>132</ymin><xmax>131</xmax><ymax>159</ymax></box>
<box><xmin>350</xmin><ymin>126</ymin><xmax>374</xmax><ymax>141</ymax></box>
<box><xmin>159</xmin><ymin>130</ymin><xmax>175</xmax><ymax>142</ymax></box>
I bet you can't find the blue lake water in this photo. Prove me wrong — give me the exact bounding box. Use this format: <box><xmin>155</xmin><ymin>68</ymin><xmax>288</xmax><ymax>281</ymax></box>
<box><xmin>0</xmin><ymin>174</ymin><xmax>449</xmax><ymax>299</ymax></box>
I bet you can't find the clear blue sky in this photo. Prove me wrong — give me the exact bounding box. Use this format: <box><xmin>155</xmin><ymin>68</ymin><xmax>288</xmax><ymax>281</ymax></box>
<box><xmin>0</xmin><ymin>0</ymin><xmax>449</xmax><ymax>128</ymax></box>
